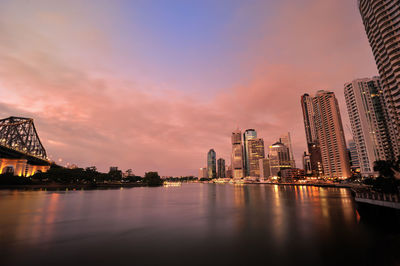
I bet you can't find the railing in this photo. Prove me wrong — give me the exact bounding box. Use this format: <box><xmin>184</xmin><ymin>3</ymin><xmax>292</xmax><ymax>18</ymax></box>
<box><xmin>354</xmin><ymin>190</ymin><xmax>399</xmax><ymax>203</ymax></box>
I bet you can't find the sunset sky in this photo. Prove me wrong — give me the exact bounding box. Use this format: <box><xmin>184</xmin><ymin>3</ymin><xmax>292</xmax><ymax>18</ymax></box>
<box><xmin>0</xmin><ymin>0</ymin><xmax>378</xmax><ymax>176</ymax></box>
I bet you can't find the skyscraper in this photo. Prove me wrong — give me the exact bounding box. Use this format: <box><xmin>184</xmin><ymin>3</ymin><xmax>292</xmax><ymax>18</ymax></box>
<box><xmin>231</xmin><ymin>129</ymin><xmax>244</xmax><ymax>179</ymax></box>
<box><xmin>217</xmin><ymin>158</ymin><xmax>226</xmax><ymax>178</ymax></box>
<box><xmin>280</xmin><ymin>132</ymin><xmax>296</xmax><ymax>168</ymax></box>
<box><xmin>247</xmin><ymin>138</ymin><xmax>265</xmax><ymax>177</ymax></box>
<box><xmin>301</xmin><ymin>93</ymin><xmax>323</xmax><ymax>176</ymax></box>
<box><xmin>359</xmin><ymin>0</ymin><xmax>400</xmax><ymax>158</ymax></box>
<box><xmin>312</xmin><ymin>90</ymin><xmax>351</xmax><ymax>179</ymax></box>
<box><xmin>243</xmin><ymin>129</ymin><xmax>257</xmax><ymax>176</ymax></box>
<box><xmin>268</xmin><ymin>141</ymin><xmax>292</xmax><ymax>177</ymax></box>
<box><xmin>207</xmin><ymin>149</ymin><xmax>216</xmax><ymax>179</ymax></box>
<box><xmin>344</xmin><ymin>77</ymin><xmax>394</xmax><ymax>176</ymax></box>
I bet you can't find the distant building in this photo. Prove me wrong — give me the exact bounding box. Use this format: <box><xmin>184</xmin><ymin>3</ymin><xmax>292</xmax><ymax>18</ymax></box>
<box><xmin>248</xmin><ymin>138</ymin><xmax>265</xmax><ymax>177</ymax></box>
<box><xmin>259</xmin><ymin>158</ymin><xmax>271</xmax><ymax>178</ymax></box>
<box><xmin>280</xmin><ymin>132</ymin><xmax>296</xmax><ymax>168</ymax></box>
<box><xmin>243</xmin><ymin>129</ymin><xmax>257</xmax><ymax>176</ymax></box>
<box><xmin>207</xmin><ymin>149</ymin><xmax>216</xmax><ymax>179</ymax></box>
<box><xmin>226</xmin><ymin>165</ymin><xmax>232</xmax><ymax>179</ymax></box>
<box><xmin>269</xmin><ymin>141</ymin><xmax>292</xmax><ymax>177</ymax></box>
<box><xmin>217</xmin><ymin>158</ymin><xmax>226</xmax><ymax>178</ymax></box>
<box><xmin>281</xmin><ymin>168</ymin><xmax>305</xmax><ymax>182</ymax></box>
<box><xmin>231</xmin><ymin>129</ymin><xmax>244</xmax><ymax>179</ymax></box>
<box><xmin>199</xmin><ymin>167</ymin><xmax>208</xmax><ymax>179</ymax></box>
<box><xmin>302</xmin><ymin>152</ymin><xmax>312</xmax><ymax>175</ymax></box>
<box><xmin>109</xmin><ymin>166</ymin><xmax>118</xmax><ymax>172</ymax></box>
<box><xmin>345</xmin><ymin>77</ymin><xmax>394</xmax><ymax>177</ymax></box>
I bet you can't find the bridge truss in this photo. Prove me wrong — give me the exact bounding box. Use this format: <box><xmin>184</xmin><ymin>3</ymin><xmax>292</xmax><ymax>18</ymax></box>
<box><xmin>0</xmin><ymin>116</ymin><xmax>47</xmax><ymax>160</ymax></box>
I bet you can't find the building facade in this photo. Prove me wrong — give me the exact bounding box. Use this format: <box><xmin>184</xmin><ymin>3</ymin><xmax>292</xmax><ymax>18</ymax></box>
<box><xmin>358</xmin><ymin>0</ymin><xmax>400</xmax><ymax>158</ymax></box>
<box><xmin>268</xmin><ymin>141</ymin><xmax>292</xmax><ymax>177</ymax></box>
<box><xmin>344</xmin><ymin>77</ymin><xmax>394</xmax><ymax>176</ymax></box>
<box><xmin>217</xmin><ymin>158</ymin><xmax>226</xmax><ymax>178</ymax></box>
<box><xmin>199</xmin><ymin>167</ymin><xmax>208</xmax><ymax>179</ymax></box>
<box><xmin>247</xmin><ymin>138</ymin><xmax>265</xmax><ymax>177</ymax></box>
<box><xmin>301</xmin><ymin>93</ymin><xmax>324</xmax><ymax>176</ymax></box>
<box><xmin>207</xmin><ymin>149</ymin><xmax>216</xmax><ymax>179</ymax></box>
<box><xmin>231</xmin><ymin>130</ymin><xmax>244</xmax><ymax>179</ymax></box>
<box><xmin>302</xmin><ymin>152</ymin><xmax>312</xmax><ymax>175</ymax></box>
<box><xmin>243</xmin><ymin>129</ymin><xmax>257</xmax><ymax>176</ymax></box>
<box><xmin>259</xmin><ymin>158</ymin><xmax>271</xmax><ymax>178</ymax></box>
<box><xmin>312</xmin><ymin>91</ymin><xmax>351</xmax><ymax>179</ymax></box>
<box><xmin>280</xmin><ymin>132</ymin><xmax>296</xmax><ymax>168</ymax></box>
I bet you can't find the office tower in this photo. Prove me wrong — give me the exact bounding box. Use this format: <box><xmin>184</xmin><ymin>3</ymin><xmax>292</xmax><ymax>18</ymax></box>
<box><xmin>344</xmin><ymin>77</ymin><xmax>394</xmax><ymax>176</ymax></box>
<box><xmin>302</xmin><ymin>152</ymin><xmax>312</xmax><ymax>175</ymax></box>
<box><xmin>207</xmin><ymin>149</ymin><xmax>216</xmax><ymax>179</ymax></box>
<box><xmin>231</xmin><ymin>129</ymin><xmax>244</xmax><ymax>179</ymax></box>
<box><xmin>217</xmin><ymin>158</ymin><xmax>226</xmax><ymax>178</ymax></box>
<box><xmin>247</xmin><ymin>138</ymin><xmax>265</xmax><ymax>177</ymax></box>
<box><xmin>312</xmin><ymin>90</ymin><xmax>351</xmax><ymax>178</ymax></box>
<box><xmin>348</xmin><ymin>140</ymin><xmax>361</xmax><ymax>173</ymax></box>
<box><xmin>280</xmin><ymin>132</ymin><xmax>296</xmax><ymax>168</ymax></box>
<box><xmin>359</xmin><ymin>1</ymin><xmax>400</xmax><ymax>158</ymax></box>
<box><xmin>259</xmin><ymin>158</ymin><xmax>271</xmax><ymax>178</ymax></box>
<box><xmin>268</xmin><ymin>141</ymin><xmax>292</xmax><ymax>177</ymax></box>
<box><xmin>243</xmin><ymin>129</ymin><xmax>257</xmax><ymax>176</ymax></box>
<box><xmin>199</xmin><ymin>167</ymin><xmax>208</xmax><ymax>179</ymax></box>
<box><xmin>301</xmin><ymin>93</ymin><xmax>324</xmax><ymax>176</ymax></box>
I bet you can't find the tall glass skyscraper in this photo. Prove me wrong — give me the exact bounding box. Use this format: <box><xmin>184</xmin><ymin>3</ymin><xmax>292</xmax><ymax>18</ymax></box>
<box><xmin>231</xmin><ymin>129</ymin><xmax>244</xmax><ymax>179</ymax></box>
<box><xmin>280</xmin><ymin>132</ymin><xmax>296</xmax><ymax>168</ymax></box>
<box><xmin>207</xmin><ymin>149</ymin><xmax>216</xmax><ymax>179</ymax></box>
<box><xmin>248</xmin><ymin>138</ymin><xmax>265</xmax><ymax>177</ymax></box>
<box><xmin>243</xmin><ymin>129</ymin><xmax>257</xmax><ymax>176</ymax></box>
<box><xmin>217</xmin><ymin>158</ymin><xmax>226</xmax><ymax>178</ymax></box>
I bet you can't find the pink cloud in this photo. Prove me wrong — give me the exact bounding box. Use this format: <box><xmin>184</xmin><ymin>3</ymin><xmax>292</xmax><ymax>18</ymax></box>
<box><xmin>0</xmin><ymin>0</ymin><xmax>379</xmax><ymax>176</ymax></box>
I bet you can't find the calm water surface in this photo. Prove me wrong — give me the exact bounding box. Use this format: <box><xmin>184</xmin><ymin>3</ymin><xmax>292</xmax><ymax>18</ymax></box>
<box><xmin>0</xmin><ymin>184</ymin><xmax>398</xmax><ymax>266</ymax></box>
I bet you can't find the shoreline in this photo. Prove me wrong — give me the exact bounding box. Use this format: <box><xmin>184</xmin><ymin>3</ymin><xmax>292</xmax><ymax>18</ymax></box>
<box><xmin>0</xmin><ymin>181</ymin><xmax>363</xmax><ymax>190</ymax></box>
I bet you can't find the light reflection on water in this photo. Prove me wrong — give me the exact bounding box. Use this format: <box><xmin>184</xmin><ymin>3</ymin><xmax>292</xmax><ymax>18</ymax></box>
<box><xmin>0</xmin><ymin>184</ymin><xmax>396</xmax><ymax>266</ymax></box>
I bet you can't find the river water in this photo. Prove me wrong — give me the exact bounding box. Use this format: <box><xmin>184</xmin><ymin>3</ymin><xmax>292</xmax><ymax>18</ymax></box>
<box><xmin>0</xmin><ymin>184</ymin><xmax>398</xmax><ymax>266</ymax></box>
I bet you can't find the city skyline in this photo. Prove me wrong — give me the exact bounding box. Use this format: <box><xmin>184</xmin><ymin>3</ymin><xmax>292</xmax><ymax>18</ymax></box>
<box><xmin>0</xmin><ymin>0</ymin><xmax>379</xmax><ymax>176</ymax></box>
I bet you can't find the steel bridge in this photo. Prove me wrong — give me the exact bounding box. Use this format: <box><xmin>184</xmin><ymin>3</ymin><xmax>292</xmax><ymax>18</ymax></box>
<box><xmin>0</xmin><ymin>116</ymin><xmax>51</xmax><ymax>176</ymax></box>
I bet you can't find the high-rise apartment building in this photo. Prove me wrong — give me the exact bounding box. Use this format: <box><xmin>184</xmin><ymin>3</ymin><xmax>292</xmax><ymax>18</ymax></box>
<box><xmin>247</xmin><ymin>138</ymin><xmax>265</xmax><ymax>177</ymax></box>
<box><xmin>243</xmin><ymin>129</ymin><xmax>257</xmax><ymax>176</ymax></box>
<box><xmin>344</xmin><ymin>77</ymin><xmax>394</xmax><ymax>176</ymax></box>
<box><xmin>358</xmin><ymin>0</ymin><xmax>400</xmax><ymax>158</ymax></box>
<box><xmin>268</xmin><ymin>141</ymin><xmax>292</xmax><ymax>177</ymax></box>
<box><xmin>217</xmin><ymin>158</ymin><xmax>226</xmax><ymax>178</ymax></box>
<box><xmin>231</xmin><ymin>130</ymin><xmax>244</xmax><ymax>179</ymax></box>
<box><xmin>280</xmin><ymin>132</ymin><xmax>296</xmax><ymax>168</ymax></box>
<box><xmin>207</xmin><ymin>149</ymin><xmax>216</xmax><ymax>179</ymax></box>
<box><xmin>312</xmin><ymin>90</ymin><xmax>351</xmax><ymax>178</ymax></box>
<box><xmin>301</xmin><ymin>93</ymin><xmax>324</xmax><ymax>176</ymax></box>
